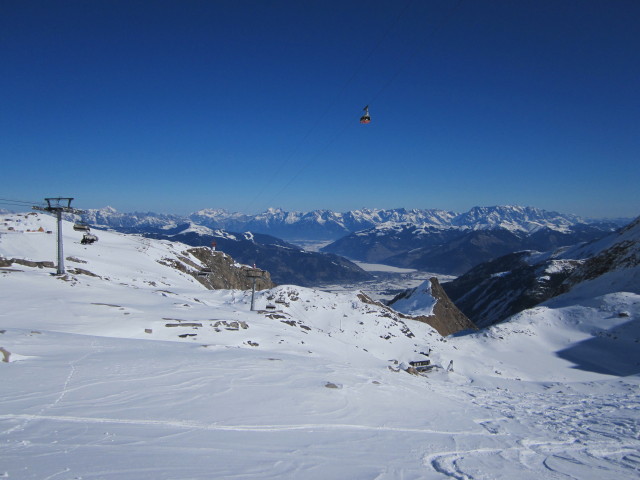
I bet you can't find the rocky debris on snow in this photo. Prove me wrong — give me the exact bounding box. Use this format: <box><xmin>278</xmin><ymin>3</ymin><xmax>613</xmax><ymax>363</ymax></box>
<box><xmin>66</xmin><ymin>256</ymin><xmax>87</xmax><ymax>264</ymax></box>
<box><xmin>0</xmin><ymin>256</ymin><xmax>54</xmax><ymax>269</ymax></box>
<box><xmin>67</xmin><ymin>267</ymin><xmax>101</xmax><ymax>277</ymax></box>
<box><xmin>211</xmin><ymin>320</ymin><xmax>248</xmax><ymax>331</ymax></box>
<box><xmin>280</xmin><ymin>319</ymin><xmax>312</xmax><ymax>331</ymax></box>
<box><xmin>165</xmin><ymin>322</ymin><xmax>203</xmax><ymax>328</ymax></box>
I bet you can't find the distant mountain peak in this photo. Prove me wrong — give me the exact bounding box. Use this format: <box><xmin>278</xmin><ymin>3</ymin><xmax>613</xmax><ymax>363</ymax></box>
<box><xmin>79</xmin><ymin>205</ymin><xmax>628</xmax><ymax>246</ymax></box>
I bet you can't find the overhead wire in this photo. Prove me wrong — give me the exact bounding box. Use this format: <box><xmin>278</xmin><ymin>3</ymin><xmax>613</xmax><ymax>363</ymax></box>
<box><xmin>242</xmin><ymin>0</ymin><xmax>416</xmax><ymax>214</ymax></box>
<box><xmin>262</xmin><ymin>120</ymin><xmax>351</xmax><ymax>208</ymax></box>
<box><xmin>248</xmin><ymin>0</ymin><xmax>465</xmax><ymax>213</ymax></box>
<box><xmin>274</xmin><ymin>1</ymin><xmax>466</xmax><ymax>212</ymax></box>
<box><xmin>0</xmin><ymin>197</ymin><xmax>45</xmax><ymax>209</ymax></box>
<box><xmin>365</xmin><ymin>0</ymin><xmax>465</xmax><ymax>107</ymax></box>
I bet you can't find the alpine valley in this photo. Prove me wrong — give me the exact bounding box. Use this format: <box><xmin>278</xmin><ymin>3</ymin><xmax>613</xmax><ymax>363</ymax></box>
<box><xmin>73</xmin><ymin>205</ymin><xmax>627</xmax><ymax>284</ymax></box>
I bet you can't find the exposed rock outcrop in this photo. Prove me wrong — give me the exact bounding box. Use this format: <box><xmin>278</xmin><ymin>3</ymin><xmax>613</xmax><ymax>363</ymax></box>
<box><xmin>428</xmin><ymin>277</ymin><xmax>478</xmax><ymax>335</ymax></box>
<box><xmin>0</xmin><ymin>257</ymin><xmax>55</xmax><ymax>269</ymax></box>
<box><xmin>368</xmin><ymin>278</ymin><xmax>476</xmax><ymax>336</ymax></box>
<box><xmin>186</xmin><ymin>247</ymin><xmax>275</xmax><ymax>291</ymax></box>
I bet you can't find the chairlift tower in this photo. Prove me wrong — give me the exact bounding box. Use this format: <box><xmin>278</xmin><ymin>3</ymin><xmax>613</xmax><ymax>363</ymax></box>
<box><xmin>245</xmin><ymin>267</ymin><xmax>265</xmax><ymax>311</ymax></box>
<box><xmin>33</xmin><ymin>198</ymin><xmax>86</xmax><ymax>275</ymax></box>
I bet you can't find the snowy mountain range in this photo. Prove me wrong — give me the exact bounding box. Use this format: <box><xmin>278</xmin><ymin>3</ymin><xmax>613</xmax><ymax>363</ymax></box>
<box><xmin>1</xmin><ymin>211</ymin><xmax>639</xmax><ymax>478</ymax></box>
<box><xmin>70</xmin><ymin>205</ymin><xmax>627</xmax><ymax>277</ymax></box>
<box><xmin>77</xmin><ymin>205</ymin><xmax>625</xmax><ymax>241</ymax></box>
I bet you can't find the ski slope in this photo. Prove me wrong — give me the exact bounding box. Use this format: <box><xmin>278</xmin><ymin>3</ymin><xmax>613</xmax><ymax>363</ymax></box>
<box><xmin>1</xmin><ymin>213</ymin><xmax>638</xmax><ymax>479</ymax></box>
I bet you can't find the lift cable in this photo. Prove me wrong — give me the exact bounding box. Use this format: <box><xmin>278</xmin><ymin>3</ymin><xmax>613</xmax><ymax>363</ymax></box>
<box><xmin>364</xmin><ymin>0</ymin><xmax>465</xmax><ymax>108</ymax></box>
<box><xmin>241</xmin><ymin>0</ymin><xmax>415</xmax><ymax>214</ymax></box>
<box><xmin>263</xmin><ymin>121</ymin><xmax>351</xmax><ymax>210</ymax></box>
<box><xmin>0</xmin><ymin>197</ymin><xmax>46</xmax><ymax>209</ymax></box>
<box><xmin>254</xmin><ymin>0</ymin><xmax>463</xmax><ymax>212</ymax></box>
<box><xmin>250</xmin><ymin>0</ymin><xmax>465</xmax><ymax>213</ymax></box>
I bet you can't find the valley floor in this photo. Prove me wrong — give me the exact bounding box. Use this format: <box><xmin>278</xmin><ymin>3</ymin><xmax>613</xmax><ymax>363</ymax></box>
<box><xmin>313</xmin><ymin>261</ymin><xmax>455</xmax><ymax>303</ymax></box>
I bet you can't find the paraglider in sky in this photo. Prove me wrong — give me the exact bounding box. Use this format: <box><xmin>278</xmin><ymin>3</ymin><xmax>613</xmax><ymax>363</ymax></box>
<box><xmin>360</xmin><ymin>105</ymin><xmax>371</xmax><ymax>124</ymax></box>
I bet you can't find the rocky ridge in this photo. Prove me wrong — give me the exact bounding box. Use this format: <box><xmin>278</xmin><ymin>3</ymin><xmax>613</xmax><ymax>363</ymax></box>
<box><xmin>387</xmin><ymin>278</ymin><xmax>476</xmax><ymax>336</ymax></box>
<box><xmin>442</xmin><ymin>215</ymin><xmax>640</xmax><ymax>327</ymax></box>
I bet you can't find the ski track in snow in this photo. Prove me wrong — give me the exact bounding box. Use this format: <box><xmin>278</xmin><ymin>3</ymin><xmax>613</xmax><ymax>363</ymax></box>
<box><xmin>2</xmin><ymin>343</ymin><xmax>97</xmax><ymax>436</ymax></box>
<box><xmin>420</xmin><ymin>379</ymin><xmax>640</xmax><ymax>479</ymax></box>
<box><xmin>0</xmin><ymin>413</ymin><xmax>484</xmax><ymax>436</ymax></box>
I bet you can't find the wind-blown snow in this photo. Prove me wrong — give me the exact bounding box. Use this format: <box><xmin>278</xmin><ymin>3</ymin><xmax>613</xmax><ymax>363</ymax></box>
<box><xmin>1</xmin><ymin>213</ymin><xmax>638</xmax><ymax>479</ymax></box>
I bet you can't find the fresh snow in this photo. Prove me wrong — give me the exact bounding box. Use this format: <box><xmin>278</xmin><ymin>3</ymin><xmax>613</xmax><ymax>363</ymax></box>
<box><xmin>1</xmin><ymin>213</ymin><xmax>639</xmax><ymax>479</ymax></box>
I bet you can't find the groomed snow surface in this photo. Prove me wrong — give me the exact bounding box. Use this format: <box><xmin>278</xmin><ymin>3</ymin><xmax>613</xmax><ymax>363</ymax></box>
<box><xmin>1</xmin><ymin>213</ymin><xmax>639</xmax><ymax>479</ymax></box>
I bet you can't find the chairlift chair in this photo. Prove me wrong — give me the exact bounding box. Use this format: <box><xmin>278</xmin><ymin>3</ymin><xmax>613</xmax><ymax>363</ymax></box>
<box><xmin>73</xmin><ymin>222</ymin><xmax>90</xmax><ymax>232</ymax></box>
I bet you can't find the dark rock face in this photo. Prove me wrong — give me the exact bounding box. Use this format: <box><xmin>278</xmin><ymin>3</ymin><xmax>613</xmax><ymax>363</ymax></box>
<box><xmin>442</xmin><ymin>216</ymin><xmax>640</xmax><ymax>328</ymax></box>
<box><xmin>385</xmin><ymin>229</ymin><xmax>525</xmax><ymax>275</ymax></box>
<box><xmin>428</xmin><ymin>278</ymin><xmax>478</xmax><ymax>335</ymax></box>
<box><xmin>324</xmin><ymin>225</ymin><xmax>463</xmax><ymax>265</ymax></box>
<box><xmin>563</xmin><ymin>216</ymin><xmax>640</xmax><ymax>288</ymax></box>
<box><xmin>442</xmin><ymin>252</ymin><xmax>581</xmax><ymax>328</ymax></box>
<box><xmin>186</xmin><ymin>248</ymin><xmax>275</xmax><ymax>291</ymax></box>
<box><xmin>323</xmin><ymin>226</ymin><xmax>614</xmax><ymax>276</ymax></box>
<box><xmin>385</xmin><ymin>278</ymin><xmax>477</xmax><ymax>336</ymax></box>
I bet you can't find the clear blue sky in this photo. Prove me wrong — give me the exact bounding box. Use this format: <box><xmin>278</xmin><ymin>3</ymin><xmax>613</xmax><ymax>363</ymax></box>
<box><xmin>1</xmin><ymin>0</ymin><xmax>639</xmax><ymax>219</ymax></box>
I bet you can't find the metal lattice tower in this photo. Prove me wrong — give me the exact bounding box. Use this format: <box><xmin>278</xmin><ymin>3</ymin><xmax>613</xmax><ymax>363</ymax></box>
<box><xmin>33</xmin><ymin>198</ymin><xmax>86</xmax><ymax>275</ymax></box>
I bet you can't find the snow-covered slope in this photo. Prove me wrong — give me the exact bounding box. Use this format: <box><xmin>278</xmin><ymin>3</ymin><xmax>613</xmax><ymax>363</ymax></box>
<box><xmin>438</xmin><ymin>266</ymin><xmax>640</xmax><ymax>381</ymax></box>
<box><xmin>1</xmin><ymin>212</ymin><xmax>638</xmax><ymax>479</ymax></box>
<box><xmin>0</xmin><ymin>212</ymin><xmax>206</xmax><ymax>291</ymax></box>
<box><xmin>0</xmin><ymin>213</ymin><xmax>425</xmax><ymax>354</ymax></box>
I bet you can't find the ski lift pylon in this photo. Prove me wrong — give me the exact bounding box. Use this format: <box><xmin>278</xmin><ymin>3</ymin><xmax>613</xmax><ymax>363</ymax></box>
<box><xmin>360</xmin><ymin>105</ymin><xmax>371</xmax><ymax>124</ymax></box>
